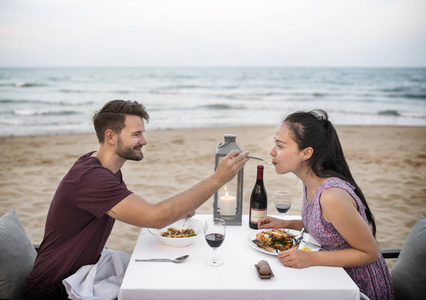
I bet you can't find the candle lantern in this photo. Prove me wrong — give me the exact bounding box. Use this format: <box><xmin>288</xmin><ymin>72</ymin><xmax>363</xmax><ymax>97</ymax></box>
<box><xmin>214</xmin><ymin>134</ymin><xmax>243</xmax><ymax>225</ymax></box>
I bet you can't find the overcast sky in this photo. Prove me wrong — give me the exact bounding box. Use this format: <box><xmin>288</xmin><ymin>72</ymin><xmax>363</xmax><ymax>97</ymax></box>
<box><xmin>1</xmin><ymin>0</ymin><xmax>425</xmax><ymax>68</ymax></box>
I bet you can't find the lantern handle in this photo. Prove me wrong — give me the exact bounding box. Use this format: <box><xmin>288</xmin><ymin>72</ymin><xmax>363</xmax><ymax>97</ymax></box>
<box><xmin>217</xmin><ymin>140</ymin><xmax>231</xmax><ymax>148</ymax></box>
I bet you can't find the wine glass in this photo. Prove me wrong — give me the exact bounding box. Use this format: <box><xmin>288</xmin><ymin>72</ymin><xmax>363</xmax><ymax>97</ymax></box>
<box><xmin>275</xmin><ymin>190</ymin><xmax>292</xmax><ymax>218</ymax></box>
<box><xmin>204</xmin><ymin>218</ymin><xmax>226</xmax><ymax>266</ymax></box>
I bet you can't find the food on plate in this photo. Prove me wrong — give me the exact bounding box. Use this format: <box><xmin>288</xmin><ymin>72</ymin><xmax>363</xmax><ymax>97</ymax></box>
<box><xmin>160</xmin><ymin>227</ymin><xmax>196</xmax><ymax>238</ymax></box>
<box><xmin>253</xmin><ymin>228</ymin><xmax>296</xmax><ymax>253</ymax></box>
<box><xmin>300</xmin><ymin>246</ymin><xmax>312</xmax><ymax>251</ymax></box>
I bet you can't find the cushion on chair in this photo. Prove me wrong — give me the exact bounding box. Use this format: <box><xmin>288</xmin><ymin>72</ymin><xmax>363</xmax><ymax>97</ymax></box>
<box><xmin>391</xmin><ymin>215</ymin><xmax>426</xmax><ymax>300</ymax></box>
<box><xmin>0</xmin><ymin>209</ymin><xmax>37</xmax><ymax>299</ymax></box>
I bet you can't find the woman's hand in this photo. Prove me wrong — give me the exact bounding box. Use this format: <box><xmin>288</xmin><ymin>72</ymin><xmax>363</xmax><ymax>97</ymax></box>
<box><xmin>277</xmin><ymin>249</ymin><xmax>312</xmax><ymax>268</ymax></box>
<box><xmin>257</xmin><ymin>216</ymin><xmax>286</xmax><ymax>229</ymax></box>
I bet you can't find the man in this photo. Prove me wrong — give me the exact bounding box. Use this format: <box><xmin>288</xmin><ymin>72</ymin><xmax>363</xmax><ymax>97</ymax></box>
<box><xmin>26</xmin><ymin>100</ymin><xmax>248</xmax><ymax>299</ymax></box>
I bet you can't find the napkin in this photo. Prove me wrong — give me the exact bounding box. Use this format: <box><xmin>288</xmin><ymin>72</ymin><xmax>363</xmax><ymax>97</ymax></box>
<box><xmin>63</xmin><ymin>248</ymin><xmax>130</xmax><ymax>300</ymax></box>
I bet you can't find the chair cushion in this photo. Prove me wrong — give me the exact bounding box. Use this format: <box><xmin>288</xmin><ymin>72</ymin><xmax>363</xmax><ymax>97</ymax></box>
<box><xmin>0</xmin><ymin>209</ymin><xmax>37</xmax><ymax>299</ymax></box>
<box><xmin>391</xmin><ymin>215</ymin><xmax>426</xmax><ymax>300</ymax></box>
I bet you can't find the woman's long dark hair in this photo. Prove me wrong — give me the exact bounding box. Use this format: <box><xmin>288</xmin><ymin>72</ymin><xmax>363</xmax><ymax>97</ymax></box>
<box><xmin>285</xmin><ymin>109</ymin><xmax>376</xmax><ymax>237</ymax></box>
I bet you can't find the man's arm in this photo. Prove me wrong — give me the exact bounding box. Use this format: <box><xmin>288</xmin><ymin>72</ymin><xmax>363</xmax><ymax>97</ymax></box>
<box><xmin>107</xmin><ymin>150</ymin><xmax>248</xmax><ymax>228</ymax></box>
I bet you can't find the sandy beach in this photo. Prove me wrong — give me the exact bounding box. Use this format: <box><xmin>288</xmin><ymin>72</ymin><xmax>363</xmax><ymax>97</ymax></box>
<box><xmin>1</xmin><ymin>125</ymin><xmax>425</xmax><ymax>269</ymax></box>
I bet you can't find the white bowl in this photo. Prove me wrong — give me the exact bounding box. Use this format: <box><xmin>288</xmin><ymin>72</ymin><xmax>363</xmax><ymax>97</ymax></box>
<box><xmin>148</xmin><ymin>218</ymin><xmax>203</xmax><ymax>248</ymax></box>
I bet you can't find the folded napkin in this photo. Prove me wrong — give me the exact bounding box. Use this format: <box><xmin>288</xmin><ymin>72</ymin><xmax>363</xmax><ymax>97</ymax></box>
<box><xmin>63</xmin><ymin>248</ymin><xmax>130</xmax><ymax>300</ymax></box>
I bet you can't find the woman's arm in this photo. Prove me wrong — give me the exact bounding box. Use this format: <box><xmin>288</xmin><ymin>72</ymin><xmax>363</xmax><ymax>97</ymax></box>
<box><xmin>258</xmin><ymin>216</ymin><xmax>304</xmax><ymax>231</ymax></box>
<box><xmin>278</xmin><ymin>188</ymin><xmax>379</xmax><ymax>268</ymax></box>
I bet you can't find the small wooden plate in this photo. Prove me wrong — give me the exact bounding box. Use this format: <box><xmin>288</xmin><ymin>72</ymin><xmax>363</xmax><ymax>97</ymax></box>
<box><xmin>254</xmin><ymin>264</ymin><xmax>275</xmax><ymax>279</ymax></box>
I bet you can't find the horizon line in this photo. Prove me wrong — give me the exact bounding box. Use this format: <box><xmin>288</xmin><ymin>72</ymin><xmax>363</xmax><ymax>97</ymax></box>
<box><xmin>1</xmin><ymin>65</ymin><xmax>426</xmax><ymax>69</ymax></box>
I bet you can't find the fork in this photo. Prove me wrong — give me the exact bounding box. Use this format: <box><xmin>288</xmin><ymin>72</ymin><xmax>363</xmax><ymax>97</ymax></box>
<box><xmin>182</xmin><ymin>215</ymin><xmax>189</xmax><ymax>227</ymax></box>
<box><xmin>293</xmin><ymin>228</ymin><xmax>305</xmax><ymax>246</ymax></box>
<box><xmin>247</xmin><ymin>156</ymin><xmax>273</xmax><ymax>165</ymax></box>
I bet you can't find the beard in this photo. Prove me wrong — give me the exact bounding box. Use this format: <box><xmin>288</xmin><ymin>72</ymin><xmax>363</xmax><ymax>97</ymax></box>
<box><xmin>116</xmin><ymin>137</ymin><xmax>144</xmax><ymax>161</ymax></box>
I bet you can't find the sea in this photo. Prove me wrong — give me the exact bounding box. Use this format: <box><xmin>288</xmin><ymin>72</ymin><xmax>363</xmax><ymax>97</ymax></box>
<box><xmin>1</xmin><ymin>67</ymin><xmax>425</xmax><ymax>136</ymax></box>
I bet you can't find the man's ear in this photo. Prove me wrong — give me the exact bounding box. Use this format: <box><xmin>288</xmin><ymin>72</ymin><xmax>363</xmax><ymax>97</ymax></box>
<box><xmin>302</xmin><ymin>147</ymin><xmax>313</xmax><ymax>161</ymax></box>
<box><xmin>105</xmin><ymin>129</ymin><xmax>117</xmax><ymax>145</ymax></box>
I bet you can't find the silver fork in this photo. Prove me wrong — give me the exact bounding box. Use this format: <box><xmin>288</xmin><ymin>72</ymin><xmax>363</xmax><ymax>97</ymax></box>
<box><xmin>293</xmin><ymin>228</ymin><xmax>305</xmax><ymax>246</ymax></box>
<box><xmin>247</xmin><ymin>156</ymin><xmax>273</xmax><ymax>165</ymax></box>
<box><xmin>182</xmin><ymin>215</ymin><xmax>189</xmax><ymax>227</ymax></box>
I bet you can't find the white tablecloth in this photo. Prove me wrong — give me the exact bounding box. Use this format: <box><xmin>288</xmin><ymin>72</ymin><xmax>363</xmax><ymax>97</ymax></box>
<box><xmin>119</xmin><ymin>215</ymin><xmax>359</xmax><ymax>300</ymax></box>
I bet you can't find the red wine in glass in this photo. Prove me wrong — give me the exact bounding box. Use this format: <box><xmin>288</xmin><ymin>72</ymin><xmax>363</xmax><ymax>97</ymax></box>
<box><xmin>204</xmin><ymin>218</ymin><xmax>226</xmax><ymax>266</ymax></box>
<box><xmin>205</xmin><ymin>233</ymin><xmax>225</xmax><ymax>248</ymax></box>
<box><xmin>275</xmin><ymin>204</ymin><xmax>290</xmax><ymax>214</ymax></box>
<box><xmin>275</xmin><ymin>190</ymin><xmax>292</xmax><ymax>218</ymax></box>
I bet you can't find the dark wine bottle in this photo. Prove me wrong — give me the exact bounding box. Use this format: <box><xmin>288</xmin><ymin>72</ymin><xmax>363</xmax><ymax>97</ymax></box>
<box><xmin>249</xmin><ymin>165</ymin><xmax>267</xmax><ymax>229</ymax></box>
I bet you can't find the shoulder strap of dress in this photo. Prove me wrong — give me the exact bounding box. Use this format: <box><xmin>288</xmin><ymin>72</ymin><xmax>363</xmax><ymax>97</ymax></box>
<box><xmin>318</xmin><ymin>178</ymin><xmax>355</xmax><ymax>195</ymax></box>
<box><xmin>318</xmin><ymin>178</ymin><xmax>365</xmax><ymax>209</ymax></box>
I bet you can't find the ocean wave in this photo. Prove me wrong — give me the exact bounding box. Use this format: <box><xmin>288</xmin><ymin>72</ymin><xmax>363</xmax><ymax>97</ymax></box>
<box><xmin>0</xmin><ymin>98</ymin><xmax>95</xmax><ymax>107</ymax></box>
<box><xmin>13</xmin><ymin>109</ymin><xmax>81</xmax><ymax>116</ymax></box>
<box><xmin>0</xmin><ymin>109</ymin><xmax>14</xmax><ymax>114</ymax></box>
<box><xmin>221</xmin><ymin>85</ymin><xmax>239</xmax><ymax>89</ymax></box>
<box><xmin>382</xmin><ymin>89</ymin><xmax>426</xmax><ymax>100</ymax></box>
<box><xmin>14</xmin><ymin>82</ymin><xmax>47</xmax><ymax>88</ymax></box>
<box><xmin>155</xmin><ymin>84</ymin><xmax>210</xmax><ymax>91</ymax></box>
<box><xmin>0</xmin><ymin>118</ymin><xmax>80</xmax><ymax>126</ymax></box>
<box><xmin>0</xmin><ymin>98</ymin><xmax>88</xmax><ymax>106</ymax></box>
<box><xmin>378</xmin><ymin>110</ymin><xmax>400</xmax><ymax>116</ymax></box>
<box><xmin>48</xmin><ymin>76</ymin><xmax>70</xmax><ymax>82</ymax></box>
<box><xmin>0</xmin><ymin>83</ymin><xmax>15</xmax><ymax>87</ymax></box>
<box><xmin>196</xmin><ymin>104</ymin><xmax>233</xmax><ymax>110</ymax></box>
<box><xmin>400</xmin><ymin>94</ymin><xmax>426</xmax><ymax>100</ymax></box>
<box><xmin>60</xmin><ymin>100</ymin><xmax>95</xmax><ymax>106</ymax></box>
<box><xmin>381</xmin><ymin>87</ymin><xmax>411</xmax><ymax>93</ymax></box>
<box><xmin>58</xmin><ymin>89</ymin><xmax>91</xmax><ymax>94</ymax></box>
<box><xmin>1</xmin><ymin>67</ymin><xmax>425</xmax><ymax>135</ymax></box>
<box><xmin>217</xmin><ymin>92</ymin><xmax>270</xmax><ymax>101</ymax></box>
<box><xmin>313</xmin><ymin>92</ymin><xmax>326</xmax><ymax>97</ymax></box>
<box><xmin>0</xmin><ymin>98</ymin><xmax>59</xmax><ymax>105</ymax></box>
<box><xmin>113</xmin><ymin>90</ymin><xmax>132</xmax><ymax>94</ymax></box>
<box><xmin>0</xmin><ymin>99</ymin><xmax>18</xmax><ymax>103</ymax></box>
<box><xmin>149</xmin><ymin>90</ymin><xmax>179</xmax><ymax>95</ymax></box>
<box><xmin>396</xmin><ymin>111</ymin><xmax>426</xmax><ymax>119</ymax></box>
<box><xmin>332</xmin><ymin>108</ymin><xmax>426</xmax><ymax>119</ymax></box>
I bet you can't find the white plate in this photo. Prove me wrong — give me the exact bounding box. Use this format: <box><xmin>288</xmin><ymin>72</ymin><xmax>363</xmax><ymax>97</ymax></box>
<box><xmin>298</xmin><ymin>240</ymin><xmax>322</xmax><ymax>251</ymax></box>
<box><xmin>247</xmin><ymin>229</ymin><xmax>322</xmax><ymax>255</ymax></box>
<box><xmin>148</xmin><ymin>218</ymin><xmax>203</xmax><ymax>248</ymax></box>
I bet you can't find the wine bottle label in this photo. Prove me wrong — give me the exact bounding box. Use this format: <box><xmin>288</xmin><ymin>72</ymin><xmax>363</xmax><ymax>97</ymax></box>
<box><xmin>250</xmin><ymin>208</ymin><xmax>267</xmax><ymax>223</ymax></box>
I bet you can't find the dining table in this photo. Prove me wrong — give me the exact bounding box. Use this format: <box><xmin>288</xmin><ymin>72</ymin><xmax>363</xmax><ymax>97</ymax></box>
<box><xmin>118</xmin><ymin>214</ymin><xmax>360</xmax><ymax>300</ymax></box>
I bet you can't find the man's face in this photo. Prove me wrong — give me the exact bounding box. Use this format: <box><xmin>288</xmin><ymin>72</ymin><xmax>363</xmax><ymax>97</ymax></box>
<box><xmin>116</xmin><ymin>115</ymin><xmax>147</xmax><ymax>161</ymax></box>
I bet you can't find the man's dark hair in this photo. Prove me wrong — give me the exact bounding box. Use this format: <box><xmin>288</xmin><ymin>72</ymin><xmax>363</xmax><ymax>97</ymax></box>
<box><xmin>93</xmin><ymin>100</ymin><xmax>149</xmax><ymax>143</ymax></box>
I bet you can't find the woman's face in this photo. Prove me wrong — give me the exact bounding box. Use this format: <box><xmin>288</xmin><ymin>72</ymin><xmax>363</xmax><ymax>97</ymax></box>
<box><xmin>270</xmin><ymin>123</ymin><xmax>305</xmax><ymax>175</ymax></box>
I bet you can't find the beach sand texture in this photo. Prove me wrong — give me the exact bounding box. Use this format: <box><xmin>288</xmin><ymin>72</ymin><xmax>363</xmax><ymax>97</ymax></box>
<box><xmin>1</xmin><ymin>125</ymin><xmax>425</xmax><ymax>270</ymax></box>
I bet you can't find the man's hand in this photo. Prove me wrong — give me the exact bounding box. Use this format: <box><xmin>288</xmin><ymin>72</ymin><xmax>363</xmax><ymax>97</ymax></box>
<box><xmin>213</xmin><ymin>150</ymin><xmax>249</xmax><ymax>186</ymax></box>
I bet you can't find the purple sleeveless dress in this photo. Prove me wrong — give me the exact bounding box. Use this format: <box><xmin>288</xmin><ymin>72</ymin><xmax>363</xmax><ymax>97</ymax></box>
<box><xmin>301</xmin><ymin>178</ymin><xmax>393</xmax><ymax>300</ymax></box>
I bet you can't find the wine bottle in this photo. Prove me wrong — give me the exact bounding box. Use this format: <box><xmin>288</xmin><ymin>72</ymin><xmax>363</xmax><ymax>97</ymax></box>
<box><xmin>249</xmin><ymin>165</ymin><xmax>267</xmax><ymax>229</ymax></box>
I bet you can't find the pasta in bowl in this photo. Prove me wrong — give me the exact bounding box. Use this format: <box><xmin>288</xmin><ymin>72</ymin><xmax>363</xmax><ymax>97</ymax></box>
<box><xmin>148</xmin><ymin>218</ymin><xmax>203</xmax><ymax>247</ymax></box>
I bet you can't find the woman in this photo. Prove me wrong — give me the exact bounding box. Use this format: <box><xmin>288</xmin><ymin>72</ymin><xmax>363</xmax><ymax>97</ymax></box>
<box><xmin>258</xmin><ymin>110</ymin><xmax>393</xmax><ymax>300</ymax></box>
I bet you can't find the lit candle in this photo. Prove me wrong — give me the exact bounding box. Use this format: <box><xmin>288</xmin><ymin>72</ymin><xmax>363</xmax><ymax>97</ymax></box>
<box><xmin>219</xmin><ymin>188</ymin><xmax>236</xmax><ymax>215</ymax></box>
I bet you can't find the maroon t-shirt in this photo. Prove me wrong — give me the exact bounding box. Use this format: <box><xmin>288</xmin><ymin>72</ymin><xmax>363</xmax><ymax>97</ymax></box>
<box><xmin>26</xmin><ymin>152</ymin><xmax>133</xmax><ymax>298</ymax></box>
